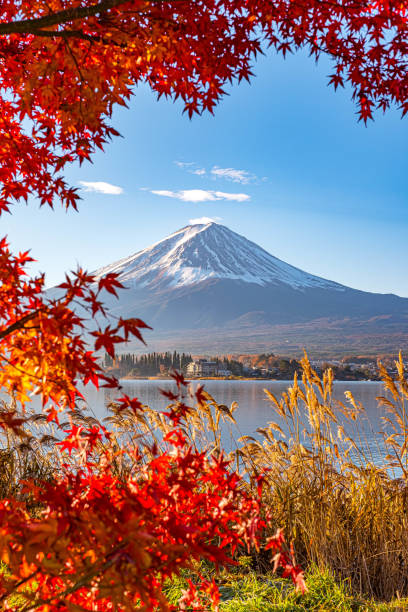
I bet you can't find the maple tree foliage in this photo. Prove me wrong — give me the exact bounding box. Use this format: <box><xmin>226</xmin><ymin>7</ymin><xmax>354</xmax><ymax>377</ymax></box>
<box><xmin>0</xmin><ymin>379</ymin><xmax>306</xmax><ymax>611</ymax></box>
<box><xmin>0</xmin><ymin>0</ymin><xmax>407</xmax><ymax>212</ymax></box>
<box><xmin>0</xmin><ymin>235</ymin><xmax>305</xmax><ymax>608</ymax></box>
<box><xmin>0</xmin><ymin>237</ymin><xmax>149</xmax><ymax>414</ymax></box>
<box><xmin>4</xmin><ymin>0</ymin><xmax>400</xmax><ymax>606</ymax></box>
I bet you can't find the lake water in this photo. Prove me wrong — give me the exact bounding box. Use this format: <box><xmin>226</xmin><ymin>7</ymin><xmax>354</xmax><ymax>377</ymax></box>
<box><xmin>80</xmin><ymin>379</ymin><xmax>393</xmax><ymax>463</ymax></box>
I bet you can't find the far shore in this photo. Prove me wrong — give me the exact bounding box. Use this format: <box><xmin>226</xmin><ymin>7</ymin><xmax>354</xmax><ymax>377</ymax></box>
<box><xmin>120</xmin><ymin>375</ymin><xmax>273</xmax><ymax>381</ymax></box>
<box><xmin>119</xmin><ymin>375</ymin><xmax>379</xmax><ymax>382</ymax></box>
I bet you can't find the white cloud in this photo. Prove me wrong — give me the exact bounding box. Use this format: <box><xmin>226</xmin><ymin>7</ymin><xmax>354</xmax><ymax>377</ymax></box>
<box><xmin>213</xmin><ymin>191</ymin><xmax>250</xmax><ymax>202</ymax></box>
<box><xmin>189</xmin><ymin>216</ymin><xmax>222</xmax><ymax>225</ymax></box>
<box><xmin>79</xmin><ymin>181</ymin><xmax>123</xmax><ymax>195</ymax></box>
<box><xmin>151</xmin><ymin>189</ymin><xmax>215</xmax><ymax>202</ymax></box>
<box><xmin>175</xmin><ymin>161</ymin><xmax>206</xmax><ymax>176</ymax></box>
<box><xmin>150</xmin><ymin>189</ymin><xmax>250</xmax><ymax>203</ymax></box>
<box><xmin>174</xmin><ymin>161</ymin><xmax>261</xmax><ymax>185</ymax></box>
<box><xmin>210</xmin><ymin>166</ymin><xmax>256</xmax><ymax>184</ymax></box>
<box><xmin>175</xmin><ymin>161</ymin><xmax>195</xmax><ymax>169</ymax></box>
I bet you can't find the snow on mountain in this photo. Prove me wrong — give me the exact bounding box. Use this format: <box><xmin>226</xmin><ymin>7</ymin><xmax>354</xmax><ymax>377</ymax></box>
<box><xmin>86</xmin><ymin>221</ymin><xmax>408</xmax><ymax>354</ymax></box>
<box><xmin>93</xmin><ymin>222</ymin><xmax>345</xmax><ymax>291</ymax></box>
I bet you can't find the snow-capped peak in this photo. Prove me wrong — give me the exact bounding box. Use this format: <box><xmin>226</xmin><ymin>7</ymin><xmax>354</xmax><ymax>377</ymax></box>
<box><xmin>93</xmin><ymin>222</ymin><xmax>345</xmax><ymax>291</ymax></box>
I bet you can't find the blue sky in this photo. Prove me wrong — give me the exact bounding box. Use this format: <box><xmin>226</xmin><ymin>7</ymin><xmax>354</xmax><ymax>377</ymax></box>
<box><xmin>2</xmin><ymin>47</ymin><xmax>408</xmax><ymax>295</ymax></box>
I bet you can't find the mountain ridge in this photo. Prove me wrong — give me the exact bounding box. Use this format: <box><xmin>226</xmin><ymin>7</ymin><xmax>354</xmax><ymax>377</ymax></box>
<box><xmin>93</xmin><ymin>222</ymin><xmax>346</xmax><ymax>292</ymax></box>
<box><xmin>89</xmin><ymin>222</ymin><xmax>408</xmax><ymax>355</ymax></box>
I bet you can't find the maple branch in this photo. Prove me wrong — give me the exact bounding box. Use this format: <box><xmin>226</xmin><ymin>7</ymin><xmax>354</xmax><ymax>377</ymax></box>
<box><xmin>0</xmin><ymin>570</ymin><xmax>40</xmax><ymax>605</ymax></box>
<box><xmin>0</xmin><ymin>0</ymin><xmax>178</xmax><ymax>36</ymax></box>
<box><xmin>34</xmin><ymin>27</ymin><xmax>129</xmax><ymax>48</ymax></box>
<box><xmin>0</xmin><ymin>0</ymin><xmax>128</xmax><ymax>35</ymax></box>
<box><xmin>0</xmin><ymin>353</ymin><xmax>44</xmax><ymax>382</ymax></box>
<box><xmin>29</xmin><ymin>28</ymin><xmax>96</xmax><ymax>41</ymax></box>
<box><xmin>0</xmin><ymin>310</ymin><xmax>41</xmax><ymax>340</ymax></box>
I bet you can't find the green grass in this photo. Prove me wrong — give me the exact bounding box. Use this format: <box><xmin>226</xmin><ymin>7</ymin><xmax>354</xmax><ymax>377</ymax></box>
<box><xmin>164</xmin><ymin>565</ymin><xmax>408</xmax><ymax>611</ymax></box>
<box><xmin>3</xmin><ymin>561</ymin><xmax>408</xmax><ymax>610</ymax></box>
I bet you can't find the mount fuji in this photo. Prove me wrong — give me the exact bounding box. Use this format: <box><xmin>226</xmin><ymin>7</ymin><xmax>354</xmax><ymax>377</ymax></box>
<box><xmin>92</xmin><ymin>222</ymin><xmax>408</xmax><ymax>355</ymax></box>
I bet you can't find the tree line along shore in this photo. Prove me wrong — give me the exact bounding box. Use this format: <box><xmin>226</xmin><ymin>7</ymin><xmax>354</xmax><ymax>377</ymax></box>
<box><xmin>104</xmin><ymin>351</ymin><xmax>394</xmax><ymax>381</ymax></box>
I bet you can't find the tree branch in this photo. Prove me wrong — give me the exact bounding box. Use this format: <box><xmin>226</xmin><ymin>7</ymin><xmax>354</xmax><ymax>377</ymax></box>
<box><xmin>0</xmin><ymin>570</ymin><xmax>40</xmax><ymax>605</ymax></box>
<box><xmin>31</xmin><ymin>27</ymin><xmax>129</xmax><ymax>47</ymax></box>
<box><xmin>0</xmin><ymin>0</ymin><xmax>130</xmax><ymax>35</ymax></box>
<box><xmin>30</xmin><ymin>28</ymin><xmax>96</xmax><ymax>41</ymax></box>
<box><xmin>0</xmin><ymin>310</ymin><xmax>41</xmax><ymax>340</ymax></box>
<box><xmin>0</xmin><ymin>0</ymin><xmax>181</xmax><ymax>40</ymax></box>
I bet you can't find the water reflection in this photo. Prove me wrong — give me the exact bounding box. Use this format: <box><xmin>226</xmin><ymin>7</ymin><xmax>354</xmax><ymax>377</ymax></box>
<box><xmin>78</xmin><ymin>379</ymin><xmax>392</xmax><ymax>462</ymax></box>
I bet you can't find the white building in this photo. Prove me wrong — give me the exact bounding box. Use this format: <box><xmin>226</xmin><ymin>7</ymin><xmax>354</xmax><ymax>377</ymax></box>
<box><xmin>186</xmin><ymin>360</ymin><xmax>219</xmax><ymax>376</ymax></box>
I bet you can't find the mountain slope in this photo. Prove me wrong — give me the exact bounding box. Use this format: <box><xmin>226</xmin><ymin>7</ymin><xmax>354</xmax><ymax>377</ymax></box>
<box><xmin>91</xmin><ymin>222</ymin><xmax>408</xmax><ymax>355</ymax></box>
<box><xmin>94</xmin><ymin>222</ymin><xmax>345</xmax><ymax>291</ymax></box>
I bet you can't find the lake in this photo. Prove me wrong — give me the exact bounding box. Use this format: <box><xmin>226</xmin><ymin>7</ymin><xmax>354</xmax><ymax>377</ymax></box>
<box><xmin>80</xmin><ymin>379</ymin><xmax>392</xmax><ymax>463</ymax></box>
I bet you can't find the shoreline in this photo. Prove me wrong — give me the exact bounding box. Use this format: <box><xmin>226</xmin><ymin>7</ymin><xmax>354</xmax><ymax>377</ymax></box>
<box><xmin>119</xmin><ymin>375</ymin><xmax>380</xmax><ymax>382</ymax></box>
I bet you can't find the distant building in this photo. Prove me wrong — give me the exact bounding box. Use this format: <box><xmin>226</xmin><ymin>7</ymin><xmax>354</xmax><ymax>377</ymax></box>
<box><xmin>186</xmin><ymin>359</ymin><xmax>219</xmax><ymax>376</ymax></box>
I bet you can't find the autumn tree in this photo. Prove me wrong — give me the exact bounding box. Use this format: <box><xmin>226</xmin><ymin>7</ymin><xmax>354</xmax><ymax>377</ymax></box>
<box><xmin>0</xmin><ymin>0</ymin><xmax>407</xmax><ymax>214</ymax></box>
<box><xmin>1</xmin><ymin>0</ymin><xmax>408</xmax><ymax>393</ymax></box>
<box><xmin>0</xmin><ymin>0</ymin><xmax>407</xmax><ymax>608</ymax></box>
